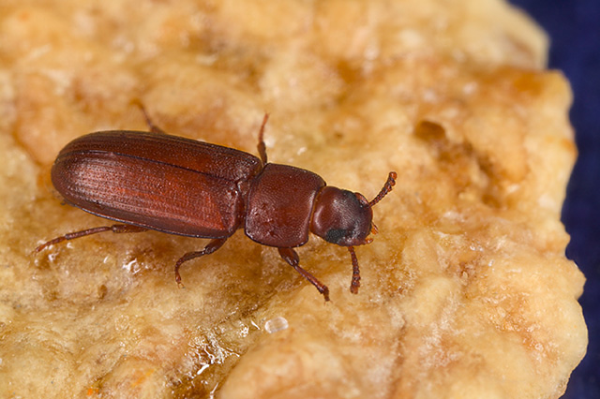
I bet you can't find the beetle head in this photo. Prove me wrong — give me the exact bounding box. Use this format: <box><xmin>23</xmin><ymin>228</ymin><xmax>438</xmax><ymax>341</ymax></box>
<box><xmin>310</xmin><ymin>171</ymin><xmax>397</xmax><ymax>247</ymax></box>
<box><xmin>311</xmin><ymin>187</ymin><xmax>374</xmax><ymax>246</ymax></box>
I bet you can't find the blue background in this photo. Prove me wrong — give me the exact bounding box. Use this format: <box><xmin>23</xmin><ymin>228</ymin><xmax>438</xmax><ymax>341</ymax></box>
<box><xmin>509</xmin><ymin>1</ymin><xmax>600</xmax><ymax>397</ymax></box>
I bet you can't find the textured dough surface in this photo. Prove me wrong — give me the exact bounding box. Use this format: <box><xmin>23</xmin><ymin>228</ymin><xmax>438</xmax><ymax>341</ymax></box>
<box><xmin>0</xmin><ymin>0</ymin><xmax>586</xmax><ymax>398</ymax></box>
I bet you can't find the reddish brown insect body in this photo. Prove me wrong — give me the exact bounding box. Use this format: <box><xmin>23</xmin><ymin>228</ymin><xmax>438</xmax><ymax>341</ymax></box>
<box><xmin>36</xmin><ymin>112</ymin><xmax>396</xmax><ymax>301</ymax></box>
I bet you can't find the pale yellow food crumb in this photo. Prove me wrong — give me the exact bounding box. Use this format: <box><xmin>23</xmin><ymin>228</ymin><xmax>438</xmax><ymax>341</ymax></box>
<box><xmin>0</xmin><ymin>1</ymin><xmax>585</xmax><ymax>398</ymax></box>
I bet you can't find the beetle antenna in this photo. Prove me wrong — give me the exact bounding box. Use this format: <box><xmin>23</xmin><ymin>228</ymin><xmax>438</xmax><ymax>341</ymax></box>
<box><xmin>368</xmin><ymin>171</ymin><xmax>397</xmax><ymax>208</ymax></box>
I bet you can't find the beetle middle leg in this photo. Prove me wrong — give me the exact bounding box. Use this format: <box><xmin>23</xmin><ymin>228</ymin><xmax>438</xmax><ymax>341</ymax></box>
<box><xmin>256</xmin><ymin>113</ymin><xmax>269</xmax><ymax>164</ymax></box>
<box><xmin>35</xmin><ymin>224</ymin><xmax>147</xmax><ymax>253</ymax></box>
<box><xmin>277</xmin><ymin>247</ymin><xmax>330</xmax><ymax>301</ymax></box>
<box><xmin>174</xmin><ymin>238</ymin><xmax>228</xmax><ymax>286</ymax></box>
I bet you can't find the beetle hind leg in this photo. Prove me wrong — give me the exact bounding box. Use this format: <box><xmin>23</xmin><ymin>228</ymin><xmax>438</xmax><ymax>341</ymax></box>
<box><xmin>132</xmin><ymin>100</ymin><xmax>168</xmax><ymax>135</ymax></box>
<box><xmin>277</xmin><ymin>247</ymin><xmax>330</xmax><ymax>301</ymax></box>
<box><xmin>35</xmin><ymin>224</ymin><xmax>147</xmax><ymax>253</ymax></box>
<box><xmin>174</xmin><ymin>238</ymin><xmax>228</xmax><ymax>287</ymax></box>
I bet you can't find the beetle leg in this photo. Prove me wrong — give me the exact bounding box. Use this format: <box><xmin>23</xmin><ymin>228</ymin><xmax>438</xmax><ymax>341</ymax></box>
<box><xmin>133</xmin><ymin>100</ymin><xmax>168</xmax><ymax>135</ymax></box>
<box><xmin>348</xmin><ymin>246</ymin><xmax>360</xmax><ymax>294</ymax></box>
<box><xmin>257</xmin><ymin>113</ymin><xmax>269</xmax><ymax>165</ymax></box>
<box><xmin>35</xmin><ymin>224</ymin><xmax>147</xmax><ymax>252</ymax></box>
<box><xmin>277</xmin><ymin>247</ymin><xmax>330</xmax><ymax>301</ymax></box>
<box><xmin>174</xmin><ymin>238</ymin><xmax>228</xmax><ymax>287</ymax></box>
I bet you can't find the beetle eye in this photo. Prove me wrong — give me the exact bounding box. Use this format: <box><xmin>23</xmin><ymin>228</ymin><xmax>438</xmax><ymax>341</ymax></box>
<box><xmin>310</xmin><ymin>187</ymin><xmax>373</xmax><ymax>246</ymax></box>
<box><xmin>324</xmin><ymin>228</ymin><xmax>347</xmax><ymax>244</ymax></box>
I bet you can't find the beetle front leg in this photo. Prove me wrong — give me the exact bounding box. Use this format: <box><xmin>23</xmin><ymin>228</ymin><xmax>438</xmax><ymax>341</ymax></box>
<box><xmin>174</xmin><ymin>238</ymin><xmax>228</xmax><ymax>286</ymax></box>
<box><xmin>277</xmin><ymin>247</ymin><xmax>330</xmax><ymax>301</ymax></box>
<box><xmin>35</xmin><ymin>224</ymin><xmax>147</xmax><ymax>252</ymax></box>
<box><xmin>348</xmin><ymin>246</ymin><xmax>360</xmax><ymax>294</ymax></box>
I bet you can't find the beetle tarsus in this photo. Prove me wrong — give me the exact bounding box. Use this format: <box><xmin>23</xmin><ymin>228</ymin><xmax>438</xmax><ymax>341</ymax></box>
<box><xmin>174</xmin><ymin>238</ymin><xmax>228</xmax><ymax>285</ymax></box>
<box><xmin>277</xmin><ymin>247</ymin><xmax>330</xmax><ymax>301</ymax></box>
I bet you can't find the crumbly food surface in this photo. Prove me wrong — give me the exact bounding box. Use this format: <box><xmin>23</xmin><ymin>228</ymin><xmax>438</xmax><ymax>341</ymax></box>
<box><xmin>0</xmin><ymin>1</ymin><xmax>586</xmax><ymax>398</ymax></box>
